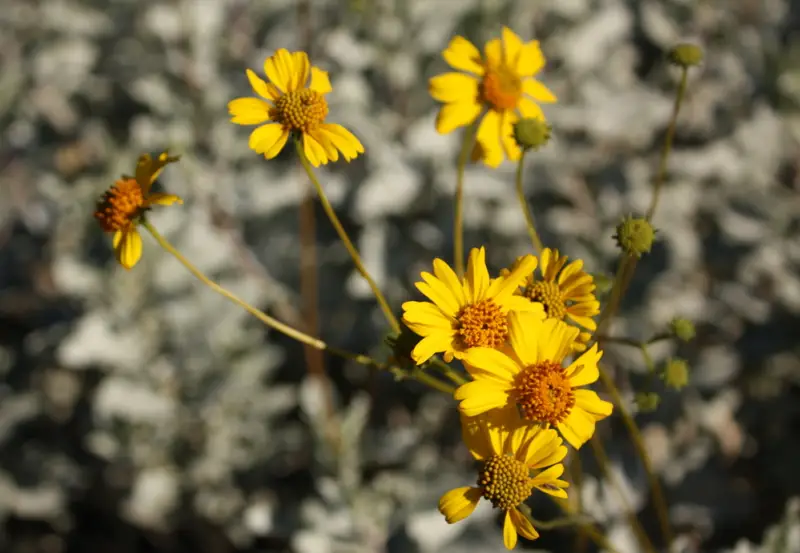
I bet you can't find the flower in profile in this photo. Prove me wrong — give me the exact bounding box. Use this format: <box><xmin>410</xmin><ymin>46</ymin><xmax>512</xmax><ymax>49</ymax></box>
<box><xmin>439</xmin><ymin>410</ymin><xmax>568</xmax><ymax>549</ymax></box>
<box><xmin>228</xmin><ymin>49</ymin><xmax>364</xmax><ymax>167</ymax></box>
<box><xmin>402</xmin><ymin>247</ymin><xmax>544</xmax><ymax>365</ymax></box>
<box><xmin>94</xmin><ymin>152</ymin><xmax>182</xmax><ymax>270</ymax></box>
<box><xmin>454</xmin><ymin>312</ymin><xmax>613</xmax><ymax>449</ymax></box>
<box><xmin>429</xmin><ymin>27</ymin><xmax>557</xmax><ymax>168</ymax></box>
<box><xmin>504</xmin><ymin>248</ymin><xmax>599</xmax><ymax>352</ymax></box>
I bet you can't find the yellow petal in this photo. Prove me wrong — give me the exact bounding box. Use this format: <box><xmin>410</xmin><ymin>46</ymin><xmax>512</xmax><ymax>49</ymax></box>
<box><xmin>522</xmin><ymin>79</ymin><xmax>557</xmax><ymax>103</ymax></box>
<box><xmin>518</xmin><ymin>97</ymin><xmax>545</xmax><ymax>121</ymax></box>
<box><xmin>432</xmin><ymin>259</ymin><xmax>467</xmax><ymax>307</ymax></box>
<box><xmin>442</xmin><ymin>36</ymin><xmax>485</xmax><ymax>76</ymax></box>
<box><xmin>134</xmin><ymin>151</ymin><xmax>179</xmax><ymax>193</ymax></box>
<box><xmin>484</xmin><ymin>38</ymin><xmax>502</xmax><ymax>68</ymax></box>
<box><xmin>402</xmin><ymin>301</ymin><xmax>456</xmax><ymax>328</ymax></box>
<box><xmin>309</xmin><ymin>67</ymin><xmax>332</xmax><ymax>94</ymax></box>
<box><xmin>465</xmin><ymin>246</ymin><xmax>489</xmax><ymax>302</ymax></box>
<box><xmin>417</xmin><ymin>271</ymin><xmax>461</xmax><ymax>317</ymax></box>
<box><xmin>510</xmin><ymin>507</ymin><xmax>539</xmax><ymax>541</ymax></box>
<box><xmin>474</xmin><ymin>109</ymin><xmax>504</xmax><ymax>167</ymax></box>
<box><xmin>229</xmin><ymin>97</ymin><xmax>272</xmax><ymax>125</ymax></box>
<box><xmin>246</xmin><ymin>68</ymin><xmax>279</xmax><ymax>101</ymax></box>
<box><xmin>455</xmin><ymin>381</ymin><xmax>510</xmax><ymax>417</ymax></box>
<box><xmin>438</xmin><ymin>486</ymin><xmax>482</xmax><ymax>524</ymax></box>
<box><xmin>574</xmin><ymin>389</ymin><xmax>614</xmax><ymax>420</ymax></box>
<box><xmin>264</xmin><ymin>48</ymin><xmax>294</xmax><ymax>93</ymax></box>
<box><xmin>302</xmin><ymin>132</ymin><xmax>329</xmax><ymax>167</ymax></box>
<box><xmin>290</xmin><ymin>51</ymin><xmax>311</xmax><ymax>92</ymax></box>
<box><xmin>429</xmin><ymin>72</ymin><xmax>479</xmax><ymax>103</ymax></box>
<box><xmin>318</xmin><ymin>123</ymin><xmax>364</xmax><ymax>161</ymax></box>
<box><xmin>556</xmin><ymin>408</ymin><xmax>596</xmax><ymax>449</ymax></box>
<box><xmin>410</xmin><ymin>333</ymin><xmax>453</xmax><ymax>365</ymax></box>
<box><xmin>487</xmin><ymin>254</ymin><xmax>536</xmax><ymax>301</ymax></box>
<box><xmin>501</xmin><ymin>27</ymin><xmax>524</xmax><ymax>68</ymax></box>
<box><xmin>516</xmin><ymin>40</ymin><xmax>545</xmax><ymax>77</ymax></box>
<box><xmin>114</xmin><ymin>228</ymin><xmax>143</xmax><ymax>270</ymax></box>
<box><xmin>507</xmin><ymin>311</ymin><xmax>541</xmax><ymax>367</ymax></box>
<box><xmin>503</xmin><ymin>510</ymin><xmax>518</xmax><ymax>550</ymax></box>
<box><xmin>249</xmin><ymin>124</ymin><xmax>289</xmax><ymax>157</ymax></box>
<box><xmin>531</xmin><ymin>465</ymin><xmax>569</xmax><ymax>498</ymax></box>
<box><xmin>309</xmin><ymin>129</ymin><xmax>339</xmax><ymax>163</ymax></box>
<box><xmin>145</xmin><ymin>193</ymin><xmax>183</xmax><ymax>206</ymax></box>
<box><xmin>538</xmin><ymin>318</ymin><xmax>577</xmax><ymax>364</ymax></box>
<box><xmin>566</xmin><ymin>344</ymin><xmax>602</xmax><ymax>386</ymax></box>
<box><xmin>500</xmin><ymin>110</ymin><xmax>521</xmax><ymax>161</ymax></box>
<box><xmin>435</xmin><ymin>101</ymin><xmax>481</xmax><ymax>134</ymax></box>
<box><xmin>460</xmin><ymin>347</ymin><xmax>520</xmax><ymax>382</ymax></box>
<box><xmin>521</xmin><ymin>427</ymin><xmax>565</xmax><ymax>468</ymax></box>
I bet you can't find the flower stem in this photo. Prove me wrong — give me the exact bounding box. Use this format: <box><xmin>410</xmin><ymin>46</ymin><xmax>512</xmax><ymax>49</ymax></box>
<box><xmin>142</xmin><ymin>221</ymin><xmax>453</xmax><ymax>394</ymax></box>
<box><xmin>294</xmin><ymin>138</ymin><xmax>400</xmax><ymax>334</ymax></box>
<box><xmin>647</xmin><ymin>67</ymin><xmax>689</xmax><ymax>221</ymax></box>
<box><xmin>540</xmin><ymin>500</ymin><xmax>623</xmax><ymax>553</ymax></box>
<box><xmin>515</xmin><ymin>150</ymin><xmax>544</xmax><ymax>252</ymax></box>
<box><xmin>453</xmin><ymin>121</ymin><xmax>479</xmax><ymax>278</ymax></box>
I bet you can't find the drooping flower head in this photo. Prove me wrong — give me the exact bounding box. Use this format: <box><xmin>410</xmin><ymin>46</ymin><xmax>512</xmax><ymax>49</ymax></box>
<box><xmin>429</xmin><ymin>27</ymin><xmax>557</xmax><ymax>168</ymax></box>
<box><xmin>402</xmin><ymin>247</ymin><xmax>544</xmax><ymax>365</ymax></box>
<box><xmin>228</xmin><ymin>49</ymin><xmax>364</xmax><ymax>167</ymax></box>
<box><xmin>504</xmin><ymin>248</ymin><xmax>600</xmax><ymax>352</ymax></box>
<box><xmin>455</xmin><ymin>312</ymin><xmax>613</xmax><ymax>449</ymax></box>
<box><xmin>439</xmin><ymin>410</ymin><xmax>569</xmax><ymax>549</ymax></box>
<box><xmin>94</xmin><ymin>152</ymin><xmax>182</xmax><ymax>269</ymax></box>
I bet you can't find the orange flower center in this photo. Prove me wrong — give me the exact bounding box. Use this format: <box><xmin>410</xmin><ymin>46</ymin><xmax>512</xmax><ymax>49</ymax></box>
<box><xmin>94</xmin><ymin>178</ymin><xmax>145</xmax><ymax>232</ymax></box>
<box><xmin>525</xmin><ymin>281</ymin><xmax>566</xmax><ymax>320</ymax></box>
<box><xmin>478</xmin><ymin>454</ymin><xmax>532</xmax><ymax>511</ymax></box>
<box><xmin>481</xmin><ymin>65</ymin><xmax>522</xmax><ymax>111</ymax></box>
<box><xmin>271</xmin><ymin>89</ymin><xmax>329</xmax><ymax>134</ymax></box>
<box><xmin>456</xmin><ymin>299</ymin><xmax>508</xmax><ymax>349</ymax></box>
<box><xmin>513</xmin><ymin>360</ymin><xmax>575</xmax><ymax>425</ymax></box>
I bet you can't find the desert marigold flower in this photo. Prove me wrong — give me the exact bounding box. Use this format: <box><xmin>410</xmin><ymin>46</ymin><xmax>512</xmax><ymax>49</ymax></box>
<box><xmin>228</xmin><ymin>49</ymin><xmax>364</xmax><ymax>167</ymax></box>
<box><xmin>503</xmin><ymin>248</ymin><xmax>599</xmax><ymax>352</ymax></box>
<box><xmin>454</xmin><ymin>312</ymin><xmax>613</xmax><ymax>449</ymax></box>
<box><xmin>440</xmin><ymin>411</ymin><xmax>569</xmax><ymax>550</ymax></box>
<box><xmin>429</xmin><ymin>27</ymin><xmax>557</xmax><ymax>168</ymax></box>
<box><xmin>94</xmin><ymin>152</ymin><xmax>182</xmax><ymax>269</ymax></box>
<box><xmin>401</xmin><ymin>247</ymin><xmax>544</xmax><ymax>365</ymax></box>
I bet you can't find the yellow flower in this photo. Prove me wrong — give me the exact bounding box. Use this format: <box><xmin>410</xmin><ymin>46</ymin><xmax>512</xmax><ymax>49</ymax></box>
<box><xmin>439</xmin><ymin>410</ymin><xmax>569</xmax><ymax>550</ymax></box>
<box><xmin>94</xmin><ymin>152</ymin><xmax>182</xmax><ymax>270</ymax></box>
<box><xmin>429</xmin><ymin>27</ymin><xmax>557</xmax><ymax>168</ymax></box>
<box><xmin>228</xmin><ymin>49</ymin><xmax>364</xmax><ymax>167</ymax></box>
<box><xmin>506</xmin><ymin>248</ymin><xmax>600</xmax><ymax>352</ymax></box>
<box><xmin>402</xmin><ymin>247</ymin><xmax>544</xmax><ymax>365</ymax></box>
<box><xmin>455</xmin><ymin>312</ymin><xmax>613</xmax><ymax>449</ymax></box>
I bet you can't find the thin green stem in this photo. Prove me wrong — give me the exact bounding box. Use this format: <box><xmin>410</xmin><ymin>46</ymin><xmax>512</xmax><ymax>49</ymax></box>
<box><xmin>647</xmin><ymin>67</ymin><xmax>689</xmax><ymax>221</ymax></box>
<box><xmin>142</xmin><ymin>220</ymin><xmax>454</xmax><ymax>394</ymax></box>
<box><xmin>294</xmin><ymin>138</ymin><xmax>400</xmax><ymax>334</ymax></box>
<box><xmin>589</xmin><ymin>437</ymin><xmax>657</xmax><ymax>553</ymax></box>
<box><xmin>596</xmin><ymin>255</ymin><xmax>637</xmax><ymax>336</ymax></box>
<box><xmin>515</xmin><ymin>150</ymin><xmax>544</xmax><ymax>252</ymax></box>
<box><xmin>453</xmin><ymin>121</ymin><xmax>479</xmax><ymax>278</ymax></box>
<box><xmin>540</xmin><ymin>499</ymin><xmax>623</xmax><ymax>553</ymax></box>
<box><xmin>429</xmin><ymin>357</ymin><xmax>469</xmax><ymax>385</ymax></box>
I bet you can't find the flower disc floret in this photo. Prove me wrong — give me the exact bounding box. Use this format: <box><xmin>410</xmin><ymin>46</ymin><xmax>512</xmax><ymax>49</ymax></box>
<box><xmin>481</xmin><ymin>66</ymin><xmax>522</xmax><ymax>111</ymax></box>
<box><xmin>479</xmin><ymin>454</ymin><xmax>532</xmax><ymax>511</ymax></box>
<box><xmin>524</xmin><ymin>281</ymin><xmax>566</xmax><ymax>320</ymax></box>
<box><xmin>272</xmin><ymin>89</ymin><xmax>329</xmax><ymax>134</ymax></box>
<box><xmin>94</xmin><ymin>178</ymin><xmax>145</xmax><ymax>232</ymax></box>
<box><xmin>513</xmin><ymin>361</ymin><xmax>576</xmax><ymax>425</ymax></box>
<box><xmin>457</xmin><ymin>299</ymin><xmax>509</xmax><ymax>349</ymax></box>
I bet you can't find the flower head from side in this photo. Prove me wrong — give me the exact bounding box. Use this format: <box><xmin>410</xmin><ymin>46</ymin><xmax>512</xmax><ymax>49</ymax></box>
<box><xmin>94</xmin><ymin>152</ymin><xmax>182</xmax><ymax>269</ymax></box>
<box><xmin>402</xmin><ymin>247</ymin><xmax>545</xmax><ymax>365</ymax></box>
<box><xmin>455</xmin><ymin>312</ymin><xmax>613</xmax><ymax>449</ymax></box>
<box><xmin>429</xmin><ymin>27</ymin><xmax>557</xmax><ymax>168</ymax></box>
<box><xmin>504</xmin><ymin>248</ymin><xmax>599</xmax><ymax>352</ymax></box>
<box><xmin>439</xmin><ymin>410</ymin><xmax>568</xmax><ymax>549</ymax></box>
<box><xmin>228</xmin><ymin>49</ymin><xmax>364</xmax><ymax>167</ymax></box>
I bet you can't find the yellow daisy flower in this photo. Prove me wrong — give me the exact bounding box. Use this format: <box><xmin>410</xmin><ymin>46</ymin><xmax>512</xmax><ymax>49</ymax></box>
<box><xmin>402</xmin><ymin>247</ymin><xmax>544</xmax><ymax>365</ymax></box>
<box><xmin>94</xmin><ymin>152</ymin><xmax>182</xmax><ymax>270</ymax></box>
<box><xmin>228</xmin><ymin>49</ymin><xmax>364</xmax><ymax>167</ymax></box>
<box><xmin>455</xmin><ymin>312</ymin><xmax>613</xmax><ymax>449</ymax></box>
<box><xmin>505</xmin><ymin>248</ymin><xmax>600</xmax><ymax>352</ymax></box>
<box><xmin>429</xmin><ymin>26</ymin><xmax>557</xmax><ymax>168</ymax></box>
<box><xmin>439</xmin><ymin>411</ymin><xmax>569</xmax><ymax>550</ymax></box>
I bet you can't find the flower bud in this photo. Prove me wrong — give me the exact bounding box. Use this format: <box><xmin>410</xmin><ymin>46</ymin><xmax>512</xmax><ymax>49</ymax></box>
<box><xmin>386</xmin><ymin>325</ymin><xmax>423</xmax><ymax>369</ymax></box>
<box><xmin>670</xmin><ymin>318</ymin><xmax>696</xmax><ymax>342</ymax></box>
<box><xmin>635</xmin><ymin>392</ymin><xmax>660</xmax><ymax>412</ymax></box>
<box><xmin>668</xmin><ymin>43</ymin><xmax>704</xmax><ymax>68</ymax></box>
<box><xmin>613</xmin><ymin>215</ymin><xmax>655</xmax><ymax>258</ymax></box>
<box><xmin>513</xmin><ymin>118</ymin><xmax>551</xmax><ymax>151</ymax></box>
<box><xmin>662</xmin><ymin>358</ymin><xmax>690</xmax><ymax>390</ymax></box>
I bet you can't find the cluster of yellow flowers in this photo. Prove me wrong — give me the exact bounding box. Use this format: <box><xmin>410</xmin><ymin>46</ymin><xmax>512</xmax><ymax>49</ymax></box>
<box><xmin>92</xmin><ymin>27</ymin><xmax>634</xmax><ymax>551</ymax></box>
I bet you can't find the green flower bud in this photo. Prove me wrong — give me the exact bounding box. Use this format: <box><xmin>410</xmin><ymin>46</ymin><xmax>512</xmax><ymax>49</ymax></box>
<box><xmin>613</xmin><ymin>215</ymin><xmax>655</xmax><ymax>258</ymax></box>
<box><xmin>670</xmin><ymin>318</ymin><xmax>696</xmax><ymax>342</ymax></box>
<box><xmin>635</xmin><ymin>392</ymin><xmax>660</xmax><ymax>412</ymax></box>
<box><xmin>668</xmin><ymin>43</ymin><xmax>704</xmax><ymax>68</ymax></box>
<box><xmin>662</xmin><ymin>358</ymin><xmax>690</xmax><ymax>390</ymax></box>
<box><xmin>513</xmin><ymin>118</ymin><xmax>551</xmax><ymax>151</ymax></box>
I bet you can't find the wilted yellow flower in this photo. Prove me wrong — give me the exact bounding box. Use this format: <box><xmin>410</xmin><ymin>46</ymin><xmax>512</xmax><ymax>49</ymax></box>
<box><xmin>504</xmin><ymin>248</ymin><xmax>599</xmax><ymax>351</ymax></box>
<box><xmin>429</xmin><ymin>27</ymin><xmax>557</xmax><ymax>167</ymax></box>
<box><xmin>401</xmin><ymin>247</ymin><xmax>544</xmax><ymax>365</ymax></box>
<box><xmin>228</xmin><ymin>49</ymin><xmax>364</xmax><ymax>167</ymax></box>
<box><xmin>455</xmin><ymin>312</ymin><xmax>613</xmax><ymax>449</ymax></box>
<box><xmin>94</xmin><ymin>152</ymin><xmax>182</xmax><ymax>269</ymax></box>
<box><xmin>439</xmin><ymin>410</ymin><xmax>568</xmax><ymax>550</ymax></box>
